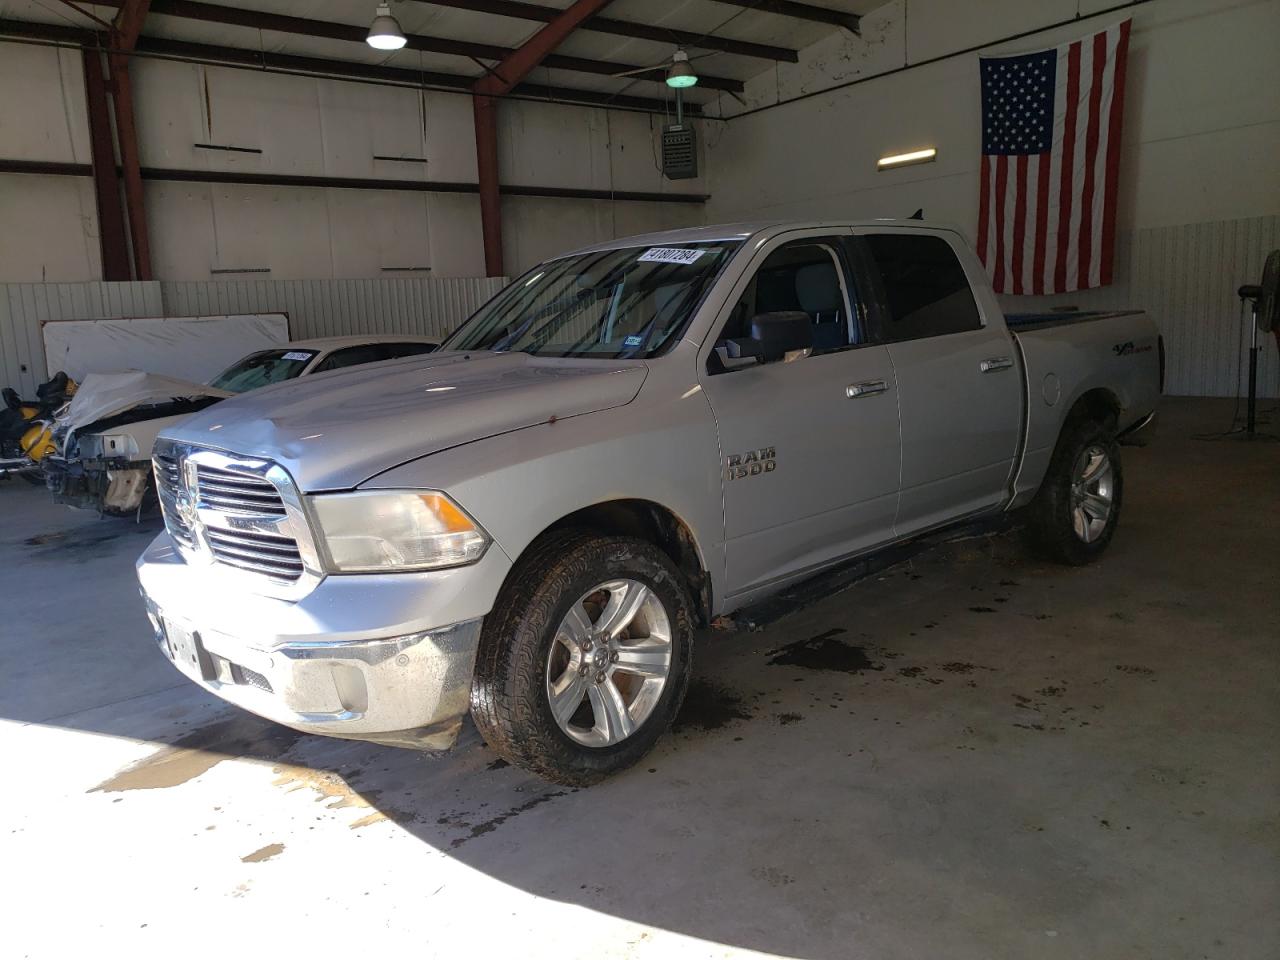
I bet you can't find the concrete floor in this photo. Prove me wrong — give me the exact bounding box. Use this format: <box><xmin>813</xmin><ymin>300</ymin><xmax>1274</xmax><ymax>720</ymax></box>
<box><xmin>1</xmin><ymin>398</ymin><xmax>1276</xmax><ymax>960</ymax></box>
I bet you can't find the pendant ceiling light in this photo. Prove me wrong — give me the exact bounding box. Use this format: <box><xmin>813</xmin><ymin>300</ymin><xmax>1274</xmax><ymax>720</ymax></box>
<box><xmin>367</xmin><ymin>3</ymin><xmax>407</xmax><ymax>50</ymax></box>
<box><xmin>665</xmin><ymin>50</ymin><xmax>698</xmax><ymax>89</ymax></box>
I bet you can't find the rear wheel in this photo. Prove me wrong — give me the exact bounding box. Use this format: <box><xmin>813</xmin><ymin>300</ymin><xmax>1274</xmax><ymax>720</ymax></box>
<box><xmin>470</xmin><ymin>532</ymin><xmax>693</xmax><ymax>786</ymax></box>
<box><xmin>1024</xmin><ymin>419</ymin><xmax>1123</xmax><ymax>565</ymax></box>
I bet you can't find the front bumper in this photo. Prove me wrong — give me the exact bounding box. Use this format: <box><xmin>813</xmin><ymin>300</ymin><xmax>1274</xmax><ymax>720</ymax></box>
<box><xmin>137</xmin><ymin>532</ymin><xmax>512</xmax><ymax>749</ymax></box>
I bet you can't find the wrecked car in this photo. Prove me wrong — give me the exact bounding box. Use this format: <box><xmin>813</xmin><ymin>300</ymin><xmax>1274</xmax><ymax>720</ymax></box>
<box><xmin>43</xmin><ymin>335</ymin><xmax>438</xmax><ymax>515</ymax></box>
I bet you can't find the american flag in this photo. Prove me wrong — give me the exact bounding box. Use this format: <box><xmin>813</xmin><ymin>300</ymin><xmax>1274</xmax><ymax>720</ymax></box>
<box><xmin>977</xmin><ymin>20</ymin><xmax>1132</xmax><ymax>295</ymax></box>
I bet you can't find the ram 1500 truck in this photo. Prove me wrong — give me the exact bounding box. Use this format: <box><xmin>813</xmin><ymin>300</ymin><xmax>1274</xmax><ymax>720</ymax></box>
<box><xmin>137</xmin><ymin>221</ymin><xmax>1161</xmax><ymax>785</ymax></box>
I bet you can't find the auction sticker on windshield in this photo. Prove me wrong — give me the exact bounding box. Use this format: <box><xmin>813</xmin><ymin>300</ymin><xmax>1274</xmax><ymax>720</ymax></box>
<box><xmin>282</xmin><ymin>351</ymin><xmax>314</xmax><ymax>361</ymax></box>
<box><xmin>638</xmin><ymin>248</ymin><xmax>705</xmax><ymax>265</ymax></box>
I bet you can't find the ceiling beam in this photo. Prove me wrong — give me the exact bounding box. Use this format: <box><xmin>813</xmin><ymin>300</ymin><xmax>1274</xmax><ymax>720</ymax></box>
<box><xmin>706</xmin><ymin>0</ymin><xmax>861</xmax><ymax>33</ymax></box>
<box><xmin>0</xmin><ymin>159</ymin><xmax>709</xmax><ymax>204</ymax></box>
<box><xmin>411</xmin><ymin>0</ymin><xmax>799</xmax><ymax>62</ymax></box>
<box><xmin>90</xmin><ymin>0</ymin><xmax>744</xmax><ymax>92</ymax></box>
<box><xmin>0</xmin><ymin>19</ymin><xmax>699</xmax><ymax>115</ymax></box>
<box><xmin>473</xmin><ymin>0</ymin><xmax>613</xmax><ymax>95</ymax></box>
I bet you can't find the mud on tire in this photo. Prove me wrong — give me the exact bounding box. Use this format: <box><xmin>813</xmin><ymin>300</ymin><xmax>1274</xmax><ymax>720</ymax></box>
<box><xmin>469</xmin><ymin>531</ymin><xmax>694</xmax><ymax>786</ymax></box>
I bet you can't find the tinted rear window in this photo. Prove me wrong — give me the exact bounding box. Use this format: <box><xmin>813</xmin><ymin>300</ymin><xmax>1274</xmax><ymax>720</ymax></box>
<box><xmin>864</xmin><ymin>234</ymin><xmax>981</xmax><ymax>340</ymax></box>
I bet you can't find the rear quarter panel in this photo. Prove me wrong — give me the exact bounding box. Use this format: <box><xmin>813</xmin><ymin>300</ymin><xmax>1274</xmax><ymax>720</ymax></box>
<box><xmin>1010</xmin><ymin>311</ymin><xmax>1161</xmax><ymax>506</ymax></box>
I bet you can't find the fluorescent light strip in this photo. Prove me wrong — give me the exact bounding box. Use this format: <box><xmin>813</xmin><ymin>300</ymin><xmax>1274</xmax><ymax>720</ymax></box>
<box><xmin>877</xmin><ymin>148</ymin><xmax>937</xmax><ymax>170</ymax></box>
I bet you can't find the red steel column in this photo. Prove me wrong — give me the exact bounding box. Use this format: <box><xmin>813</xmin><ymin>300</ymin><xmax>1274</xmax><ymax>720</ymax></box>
<box><xmin>109</xmin><ymin>0</ymin><xmax>153</xmax><ymax>280</ymax></box>
<box><xmin>82</xmin><ymin>48</ymin><xmax>131</xmax><ymax>281</ymax></box>
<box><xmin>472</xmin><ymin>93</ymin><xmax>504</xmax><ymax>278</ymax></box>
<box><xmin>107</xmin><ymin>54</ymin><xmax>151</xmax><ymax>280</ymax></box>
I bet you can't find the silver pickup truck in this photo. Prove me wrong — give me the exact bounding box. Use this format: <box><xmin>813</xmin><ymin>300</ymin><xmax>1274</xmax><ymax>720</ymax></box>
<box><xmin>137</xmin><ymin>220</ymin><xmax>1161</xmax><ymax>785</ymax></box>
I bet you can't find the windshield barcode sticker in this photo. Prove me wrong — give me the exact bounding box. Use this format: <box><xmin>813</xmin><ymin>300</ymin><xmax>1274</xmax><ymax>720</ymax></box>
<box><xmin>282</xmin><ymin>351</ymin><xmax>312</xmax><ymax>361</ymax></box>
<box><xmin>638</xmin><ymin>247</ymin><xmax>705</xmax><ymax>265</ymax></box>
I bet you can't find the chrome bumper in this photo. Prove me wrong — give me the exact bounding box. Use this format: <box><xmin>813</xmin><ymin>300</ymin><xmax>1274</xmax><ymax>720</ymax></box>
<box><xmin>137</xmin><ymin>532</ymin><xmax>511</xmax><ymax>749</ymax></box>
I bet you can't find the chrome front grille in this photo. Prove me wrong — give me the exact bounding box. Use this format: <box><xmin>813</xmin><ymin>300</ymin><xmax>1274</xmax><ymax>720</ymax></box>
<box><xmin>152</xmin><ymin>439</ymin><xmax>321</xmax><ymax>598</ymax></box>
<box><xmin>195</xmin><ymin>464</ymin><xmax>287</xmax><ymax>516</ymax></box>
<box><xmin>205</xmin><ymin>527</ymin><xmax>304</xmax><ymax>579</ymax></box>
<box><xmin>153</xmin><ymin>453</ymin><xmax>194</xmax><ymax>547</ymax></box>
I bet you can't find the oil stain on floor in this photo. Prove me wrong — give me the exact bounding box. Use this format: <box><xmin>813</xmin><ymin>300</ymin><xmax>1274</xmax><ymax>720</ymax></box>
<box><xmin>671</xmin><ymin>678</ymin><xmax>754</xmax><ymax>733</ymax></box>
<box><xmin>766</xmin><ymin>628</ymin><xmax>885</xmax><ymax>674</ymax></box>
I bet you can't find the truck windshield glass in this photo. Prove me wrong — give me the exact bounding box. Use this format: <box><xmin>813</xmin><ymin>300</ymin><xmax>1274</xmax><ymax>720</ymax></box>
<box><xmin>208</xmin><ymin>349</ymin><xmax>317</xmax><ymax>393</ymax></box>
<box><xmin>442</xmin><ymin>242</ymin><xmax>740</xmax><ymax>359</ymax></box>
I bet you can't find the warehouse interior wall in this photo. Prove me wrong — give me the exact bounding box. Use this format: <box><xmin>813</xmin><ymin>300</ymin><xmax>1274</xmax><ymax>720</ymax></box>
<box><xmin>0</xmin><ymin>42</ymin><xmax>705</xmax><ymax>283</ymax></box>
<box><xmin>704</xmin><ymin>0</ymin><xmax>1280</xmax><ymax>397</ymax></box>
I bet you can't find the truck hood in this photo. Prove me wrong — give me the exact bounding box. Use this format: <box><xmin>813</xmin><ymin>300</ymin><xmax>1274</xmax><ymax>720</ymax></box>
<box><xmin>163</xmin><ymin>351</ymin><xmax>649</xmax><ymax>490</ymax></box>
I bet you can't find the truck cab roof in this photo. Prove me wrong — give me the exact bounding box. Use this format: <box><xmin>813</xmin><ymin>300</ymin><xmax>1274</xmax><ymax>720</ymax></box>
<box><xmin>559</xmin><ymin>219</ymin><xmax>969</xmax><ymax>260</ymax></box>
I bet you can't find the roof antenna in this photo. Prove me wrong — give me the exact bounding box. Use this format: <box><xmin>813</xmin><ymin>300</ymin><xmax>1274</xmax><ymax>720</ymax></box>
<box><xmin>908</xmin><ymin>208</ymin><xmax>924</xmax><ymax>220</ymax></box>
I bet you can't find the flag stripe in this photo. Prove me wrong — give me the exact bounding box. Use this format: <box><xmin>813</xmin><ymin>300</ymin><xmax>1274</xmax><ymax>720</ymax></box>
<box><xmin>1012</xmin><ymin>154</ymin><xmax>1028</xmax><ymax>294</ymax></box>
<box><xmin>1100</xmin><ymin>20</ymin><xmax>1131</xmax><ymax>285</ymax></box>
<box><xmin>1088</xmin><ymin>26</ymin><xmax>1120</xmax><ymax>287</ymax></box>
<box><xmin>977</xmin><ymin>153</ymin><xmax>991</xmax><ymax>269</ymax></box>
<box><xmin>1054</xmin><ymin>39</ymin><xmax>1082</xmax><ymax>292</ymax></box>
<box><xmin>1078</xmin><ymin>29</ymin><xmax>1107</xmax><ymax>290</ymax></box>
<box><xmin>1042</xmin><ymin>41</ymin><xmax>1070</xmax><ymax>294</ymax></box>
<box><xmin>1033</xmin><ymin>150</ymin><xmax>1051</xmax><ymax>294</ymax></box>
<box><xmin>994</xmin><ymin>156</ymin><xmax>1009</xmax><ymax>293</ymax></box>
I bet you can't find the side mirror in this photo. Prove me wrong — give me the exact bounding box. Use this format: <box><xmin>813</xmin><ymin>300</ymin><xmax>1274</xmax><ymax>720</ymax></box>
<box><xmin>749</xmin><ymin>311</ymin><xmax>813</xmax><ymax>362</ymax></box>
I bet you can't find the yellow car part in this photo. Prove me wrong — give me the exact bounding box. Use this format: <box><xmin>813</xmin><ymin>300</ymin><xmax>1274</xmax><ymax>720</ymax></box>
<box><xmin>20</xmin><ymin>422</ymin><xmax>56</xmax><ymax>462</ymax></box>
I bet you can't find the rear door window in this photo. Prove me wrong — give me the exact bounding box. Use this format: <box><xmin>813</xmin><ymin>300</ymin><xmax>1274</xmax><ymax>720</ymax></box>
<box><xmin>861</xmin><ymin>234</ymin><xmax>982</xmax><ymax>341</ymax></box>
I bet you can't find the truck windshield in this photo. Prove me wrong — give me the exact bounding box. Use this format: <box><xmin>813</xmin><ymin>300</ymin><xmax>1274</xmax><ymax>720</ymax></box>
<box><xmin>208</xmin><ymin>349</ymin><xmax>317</xmax><ymax>393</ymax></box>
<box><xmin>441</xmin><ymin>242</ymin><xmax>740</xmax><ymax>359</ymax></box>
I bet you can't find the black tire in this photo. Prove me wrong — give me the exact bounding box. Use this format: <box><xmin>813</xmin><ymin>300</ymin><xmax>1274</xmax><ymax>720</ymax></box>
<box><xmin>1024</xmin><ymin>418</ymin><xmax>1123</xmax><ymax>565</ymax></box>
<box><xmin>470</xmin><ymin>531</ymin><xmax>694</xmax><ymax>786</ymax></box>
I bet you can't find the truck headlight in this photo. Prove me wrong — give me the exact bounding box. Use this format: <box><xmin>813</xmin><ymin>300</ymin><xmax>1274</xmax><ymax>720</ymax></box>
<box><xmin>311</xmin><ymin>491</ymin><xmax>489</xmax><ymax>572</ymax></box>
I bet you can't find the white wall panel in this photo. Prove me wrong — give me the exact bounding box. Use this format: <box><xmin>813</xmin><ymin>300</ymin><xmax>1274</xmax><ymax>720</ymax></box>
<box><xmin>0</xmin><ymin>43</ymin><xmax>89</xmax><ymax>163</ymax></box>
<box><xmin>0</xmin><ymin>175</ymin><xmax>103</xmax><ymax>283</ymax></box>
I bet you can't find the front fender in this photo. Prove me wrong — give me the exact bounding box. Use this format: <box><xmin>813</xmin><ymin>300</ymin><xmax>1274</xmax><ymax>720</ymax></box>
<box><xmin>364</xmin><ymin>374</ymin><xmax>727</xmax><ymax>614</ymax></box>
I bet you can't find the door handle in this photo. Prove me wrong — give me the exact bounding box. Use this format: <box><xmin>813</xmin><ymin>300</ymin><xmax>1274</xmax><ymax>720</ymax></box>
<box><xmin>846</xmin><ymin>379</ymin><xmax>889</xmax><ymax>399</ymax></box>
<box><xmin>980</xmin><ymin>356</ymin><xmax>1014</xmax><ymax>373</ymax></box>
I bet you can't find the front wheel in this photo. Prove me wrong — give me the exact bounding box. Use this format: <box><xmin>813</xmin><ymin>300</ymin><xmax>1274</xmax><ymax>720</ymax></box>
<box><xmin>470</xmin><ymin>532</ymin><xmax>693</xmax><ymax>786</ymax></box>
<box><xmin>1024</xmin><ymin>419</ymin><xmax>1123</xmax><ymax>565</ymax></box>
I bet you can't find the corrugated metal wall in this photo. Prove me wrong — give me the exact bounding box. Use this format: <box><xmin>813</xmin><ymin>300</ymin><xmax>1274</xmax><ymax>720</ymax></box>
<box><xmin>1001</xmin><ymin>214</ymin><xmax>1280</xmax><ymax>399</ymax></box>
<box><xmin>0</xmin><ymin>276</ymin><xmax>507</xmax><ymax>397</ymax></box>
